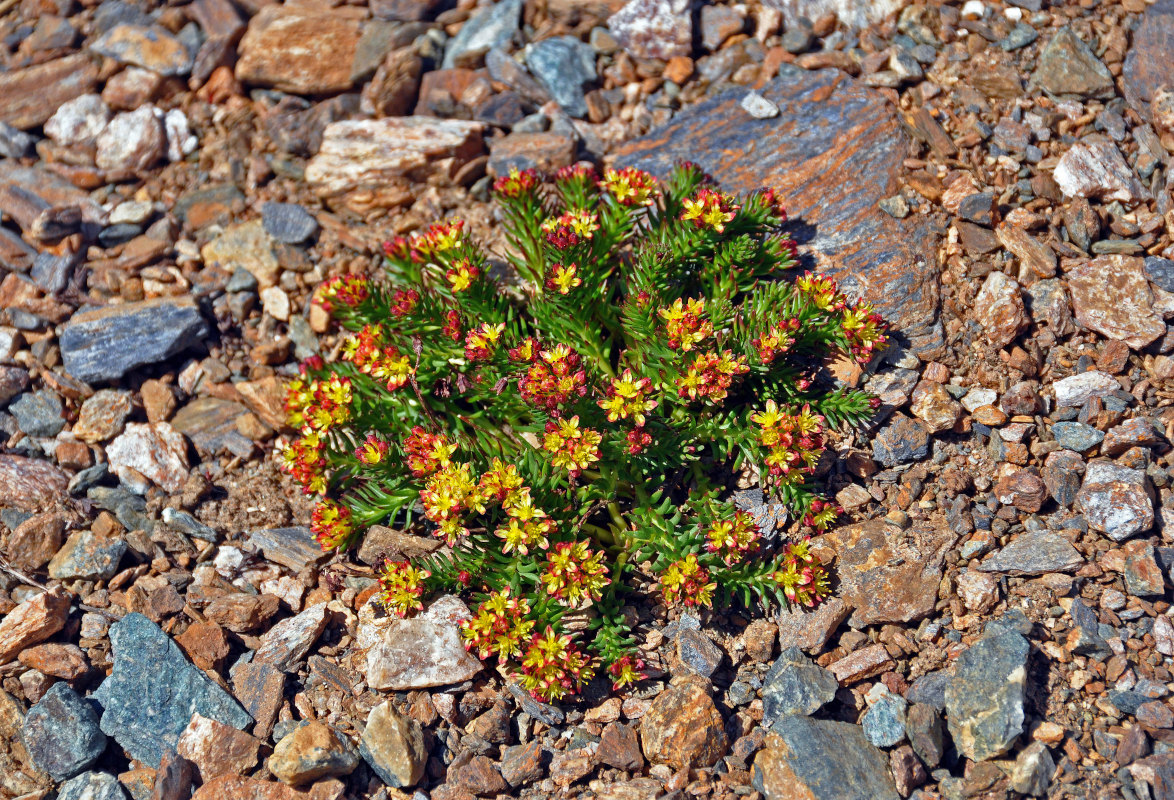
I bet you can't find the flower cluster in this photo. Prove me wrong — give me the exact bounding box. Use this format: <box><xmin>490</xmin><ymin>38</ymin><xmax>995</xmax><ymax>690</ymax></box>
<box><xmin>660</xmin><ymin>554</ymin><xmax>717</xmax><ymax>608</ymax></box>
<box><xmin>288</xmin><ymin>162</ymin><xmax>886</xmax><ymax>701</ymax></box>
<box><xmin>659</xmin><ymin>298</ymin><xmax>713</xmax><ymax>351</ymax></box>
<box><xmin>751</xmin><ymin>400</ymin><xmax>827</xmax><ymax>487</ymax></box>
<box><xmin>376</xmin><ymin>560</ymin><xmax>431</xmax><ymax>617</ymax></box>
<box><xmin>772</xmin><ymin>539</ymin><xmax>831</xmax><ymax>608</ymax></box>
<box><xmin>540</xmin><ymin>541</ymin><xmax>609</xmax><ymax>605</ymax></box>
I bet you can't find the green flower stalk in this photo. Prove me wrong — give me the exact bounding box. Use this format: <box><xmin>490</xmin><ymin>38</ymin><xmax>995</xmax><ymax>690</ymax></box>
<box><xmin>280</xmin><ymin>162</ymin><xmax>888</xmax><ymax>701</ymax></box>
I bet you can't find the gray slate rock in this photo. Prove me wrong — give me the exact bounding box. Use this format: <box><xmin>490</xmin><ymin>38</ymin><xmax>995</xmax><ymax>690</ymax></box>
<box><xmin>92</xmin><ymin>613</ymin><xmax>252</xmax><ymax>768</ymax></box>
<box><xmin>525</xmin><ymin>36</ymin><xmax>596</xmax><ymax>119</ymax></box>
<box><xmin>872</xmin><ymin>414</ymin><xmax>931</xmax><ymax>466</ymax></box>
<box><xmin>676</xmin><ymin>629</ymin><xmax>723</xmax><ymax>678</ymax></box>
<box><xmin>753</xmin><ymin>716</ymin><xmax>900</xmax><ymax>800</ymax></box>
<box><xmin>1032</xmin><ymin>27</ymin><xmax>1115</xmax><ymax>99</ymax></box>
<box><xmin>48</xmin><ymin>529</ymin><xmax>127</xmax><ymax>581</ymax></box>
<box><xmin>262</xmin><ymin>202</ymin><xmax>319</xmax><ymax>245</ymax></box>
<box><xmin>862</xmin><ymin>685</ymin><xmax>908</xmax><ymax>748</ymax></box>
<box><xmin>905</xmin><ymin>703</ymin><xmax>946</xmax><ymax>768</ymax></box>
<box><xmin>9</xmin><ymin>390</ymin><xmax>64</xmax><ymax>437</ymax></box>
<box><xmin>22</xmin><ymin>682</ymin><xmax>107</xmax><ymax>780</ymax></box>
<box><xmin>1051</xmin><ymin>420</ymin><xmax>1104</xmax><ymax>451</ymax></box>
<box><xmin>944</xmin><ymin>628</ymin><xmax>1030</xmax><ymax>761</ymax></box>
<box><xmin>978</xmin><ymin>531</ymin><xmax>1084</xmax><ymax>576</ymax></box>
<box><xmin>1077</xmin><ymin>460</ymin><xmax>1154</xmax><ymax>541</ymax></box>
<box><xmin>442</xmin><ymin>0</ymin><xmax>522</xmax><ymax>68</ymax></box>
<box><xmin>61</xmin><ymin>297</ymin><xmax>209</xmax><ymax>384</ymax></box>
<box><xmin>57</xmin><ymin>771</ymin><xmax>128</xmax><ymax>800</ymax></box>
<box><xmin>761</xmin><ymin>647</ymin><xmax>838</xmax><ymax>727</ymax></box>
<box><xmin>0</xmin><ymin>121</ymin><xmax>36</xmax><ymax>158</ymax></box>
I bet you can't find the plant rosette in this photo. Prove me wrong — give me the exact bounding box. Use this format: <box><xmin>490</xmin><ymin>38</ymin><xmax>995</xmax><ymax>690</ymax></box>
<box><xmin>280</xmin><ymin>162</ymin><xmax>887</xmax><ymax>702</ymax></box>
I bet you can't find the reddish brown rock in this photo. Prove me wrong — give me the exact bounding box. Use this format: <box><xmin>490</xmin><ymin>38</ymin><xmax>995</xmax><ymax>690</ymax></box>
<box><xmin>362</xmin><ymin>48</ymin><xmax>423</xmax><ymax>118</ymax></box>
<box><xmin>17</xmin><ymin>642</ymin><xmax>87</xmax><ymax>679</ymax></box>
<box><xmin>1067</xmin><ymin>255</ymin><xmax>1165</xmax><ymax>350</ymax></box>
<box><xmin>73</xmin><ymin>389</ymin><xmax>134</xmax><ymax>443</ymax></box>
<box><xmin>828</xmin><ymin>644</ymin><xmax>896</xmax><ymax>685</ymax></box>
<box><xmin>639</xmin><ymin>679</ymin><xmax>728</xmax><ymax>769</ymax></box>
<box><xmin>997</xmin><ymin>222</ymin><xmax>1056</xmax><ymax>281</ymax></box>
<box><xmin>615</xmin><ymin>66</ymin><xmax>942</xmax><ymax>354</ymax></box>
<box><xmin>236</xmin><ymin>5</ymin><xmax>364</xmax><ymax>95</ymax></box>
<box><xmin>995</xmin><ymin>470</ymin><xmax>1047</xmax><ymax>513</ymax></box>
<box><xmin>1122</xmin><ymin>0</ymin><xmax>1174</xmax><ymax>117</ymax></box>
<box><xmin>812</xmin><ymin>520</ymin><xmax>955</xmax><ymax>628</ymax></box>
<box><xmin>177</xmin><ymin>713</ymin><xmax>265</xmax><ymax>781</ymax></box>
<box><xmin>6</xmin><ymin>512</ymin><xmax>65</xmax><ymax>571</ymax></box>
<box><xmin>176</xmin><ymin>621</ymin><xmax>232</xmax><ymax>672</ymax></box>
<box><xmin>0</xmin><ymin>455</ymin><xmax>68</xmax><ymax>512</ymax></box>
<box><xmin>269</xmin><ymin>721</ymin><xmax>359</xmax><ymax>785</ymax></box>
<box><xmin>598</xmin><ymin>722</ymin><xmax>644</xmax><ymax>771</ymax></box>
<box><xmin>191</xmin><ymin>775</ymin><xmax>317</xmax><ymax>800</ymax></box>
<box><xmin>488</xmin><ymin>132</ymin><xmax>578</xmax><ymax>176</ymax></box>
<box><xmin>203</xmin><ymin>593</ymin><xmax>281</xmax><ymax>634</ymax></box>
<box><xmin>0</xmin><ymin>54</ymin><xmax>100</xmax><ymax>129</ymax></box>
<box><xmin>235</xmin><ymin>376</ymin><xmax>289</xmax><ymax>432</ymax></box>
<box><xmin>232</xmin><ymin>660</ymin><xmax>286</xmax><ymax>740</ymax></box>
<box><xmin>106</xmin><ymin>422</ymin><xmax>190</xmax><ymax>493</ymax></box>
<box><xmin>775</xmin><ymin>597</ymin><xmax>850</xmax><ymax>654</ymax></box>
<box><xmin>910</xmin><ymin>380</ymin><xmax>961</xmax><ymax>433</ymax></box>
<box><xmin>0</xmin><ymin>589</ymin><xmax>70</xmax><ymax>664</ymax></box>
<box><xmin>973</xmin><ymin>271</ymin><xmax>1029</xmax><ymax>349</ymax></box>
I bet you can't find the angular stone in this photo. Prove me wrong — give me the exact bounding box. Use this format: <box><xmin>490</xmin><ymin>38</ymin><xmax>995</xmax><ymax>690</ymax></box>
<box><xmin>106</xmin><ymin>422</ymin><xmax>190</xmax><ymax>493</ymax></box>
<box><xmin>91</xmin><ymin>24</ymin><xmax>193</xmax><ymax>76</ymax></box>
<box><xmin>525</xmin><ymin>36</ymin><xmax>596</xmax><ymax>119</ymax></box>
<box><xmin>365</xmin><ymin>615</ymin><xmax>482</xmax><ymax>690</ymax></box>
<box><xmin>357</xmin><ymin>525</ymin><xmax>442</xmax><ymax>566</ymax></box>
<box><xmin>176</xmin><ymin>712</ymin><xmax>264</xmax><ymax>782</ymax></box>
<box><xmin>973</xmin><ymin>271</ymin><xmax>1028</xmax><ymax>348</ymax></box>
<box><xmin>200</xmin><ymin>220</ymin><xmax>279</xmax><ymax>289</ymax></box>
<box><xmin>675</xmin><ymin>629</ymin><xmax>724</xmax><ymax>678</ymax></box>
<box><xmin>1123</xmin><ymin>0</ymin><xmax>1174</xmax><ymax>118</ymax></box>
<box><xmin>596</xmin><ymin>724</ymin><xmax>642</xmax><ymax>772</ymax></box>
<box><xmin>1068</xmin><ymin>255</ymin><xmax>1165</xmax><ymax>349</ymax></box>
<box><xmin>905</xmin><ymin>703</ymin><xmax>946</xmax><ymax>768</ymax></box>
<box><xmin>247</xmin><ymin>527</ymin><xmax>326</xmax><ymax>572</ymax></box>
<box><xmin>443</xmin><ymin>0</ymin><xmax>522</xmax><ymax>68</ymax></box>
<box><xmin>1032</xmin><ymin>27</ymin><xmax>1115</xmax><ymax>99</ymax></box>
<box><xmin>862</xmin><ymin>684</ymin><xmax>908</xmax><ymax>748</ymax></box>
<box><xmin>1123</xmin><ymin>540</ymin><xmax>1165</xmax><ymax>597</ymax></box>
<box><xmin>450</xmin><ymin>754</ymin><xmax>507</xmax><ymax>794</ymax></box>
<box><xmin>95</xmin><ymin>105</ymin><xmax>166</xmax><ymax>172</ymax></box>
<box><xmin>269</xmin><ymin>721</ymin><xmax>359</xmax><ymax>785</ymax></box>
<box><xmin>191</xmin><ymin>775</ymin><xmax>318</xmax><ymax>800</ymax></box>
<box><xmin>910</xmin><ymin>380</ymin><xmax>961</xmax><ymax>433</ymax></box>
<box><xmin>305</xmin><ymin>117</ymin><xmax>484</xmax><ymax>209</ymax></box>
<box><xmin>10</xmin><ymin>390</ymin><xmax>63</xmax><ymax>438</ymax></box>
<box><xmin>261</xmin><ymin>203</ymin><xmax>318</xmax><ymax>245</ymax></box>
<box><xmin>204</xmin><ymin>593</ymin><xmax>281</xmax><ymax>634</ymax></box>
<box><xmin>761</xmin><ymin>647</ymin><xmax>838</xmax><ymax>725</ymax></box>
<box><xmin>60</xmin><ymin>297</ymin><xmax>208</xmax><ymax>384</ymax></box>
<box><xmin>253</xmin><ymin>603</ymin><xmax>330</xmax><ymax>673</ymax></box>
<box><xmin>92</xmin><ymin>614</ymin><xmax>252</xmax><ymax>768</ymax></box>
<box><xmin>871</xmin><ymin>414</ymin><xmax>930</xmax><ymax>467</ymax></box>
<box><xmin>753</xmin><ymin>717</ymin><xmax>900</xmax><ymax>800</ymax></box>
<box><xmin>1077</xmin><ymin>460</ymin><xmax>1154</xmax><ymax>541</ymax></box>
<box><xmin>828</xmin><ymin>644</ymin><xmax>895</xmax><ymax>685</ymax></box>
<box><xmin>0</xmin><ymin>589</ymin><xmax>70</xmax><ymax>664</ymax></box>
<box><xmin>232</xmin><ymin>661</ymin><xmax>285</xmax><ymax>741</ymax></box>
<box><xmin>7</xmin><ymin>512</ymin><xmax>65</xmax><ymax>571</ymax></box>
<box><xmin>979</xmin><ymin>531</ymin><xmax>1083</xmax><ymax>576</ymax></box>
<box><xmin>171</xmin><ymin>397</ymin><xmax>253</xmax><ymax>457</ymax></box>
<box><xmin>48</xmin><ymin>529</ymin><xmax>126</xmax><ymax>581</ymax></box>
<box><xmin>640</xmin><ymin>680</ymin><xmax>728</xmax><ymax>769</ymax></box>
<box><xmin>1053</xmin><ymin>370</ymin><xmax>1119</xmax><ymax>407</ymax></box>
<box><xmin>0</xmin><ymin>454</ymin><xmax>68</xmax><ymax>511</ymax></box>
<box><xmin>1051</xmin><ymin>421</ymin><xmax>1104</xmax><ymax>452</ymax></box>
<box><xmin>74</xmin><ymin>389</ymin><xmax>134</xmax><ymax>443</ymax></box>
<box><xmin>813</xmin><ymin>519</ymin><xmax>955</xmax><ymax>628</ymax></box>
<box><xmin>0</xmin><ymin>54</ymin><xmax>100</xmax><ymax>130</ymax></box>
<box><xmin>236</xmin><ymin>6</ymin><xmax>363</xmax><ymax>94</ymax></box>
<box><xmin>22</xmin><ymin>681</ymin><xmax>106</xmax><ymax>780</ymax></box>
<box><xmin>775</xmin><ymin>597</ymin><xmax>849</xmax><ymax>654</ymax></box>
<box><xmin>44</xmin><ymin>94</ymin><xmax>110</xmax><ymax>147</ymax></box>
<box><xmin>57</xmin><ymin>772</ymin><xmax>128</xmax><ymax>800</ymax></box>
<box><xmin>997</xmin><ymin>222</ymin><xmax>1056</xmax><ymax>281</ymax></box>
<box><xmin>359</xmin><ymin>701</ymin><xmax>427</xmax><ymax>789</ymax></box>
<box><xmin>608</xmin><ymin>0</ymin><xmax>691</xmax><ymax>59</ymax></box>
<box><xmin>994</xmin><ymin>470</ymin><xmax>1047</xmax><ymax>513</ymax></box>
<box><xmin>1054</xmin><ymin>137</ymin><xmax>1148</xmax><ymax>205</ymax></box>
<box><xmin>615</xmin><ymin>65</ymin><xmax>942</xmax><ymax>353</ymax></box>
<box><xmin>945</xmin><ymin>629</ymin><xmax>1030</xmax><ymax>761</ymax></box>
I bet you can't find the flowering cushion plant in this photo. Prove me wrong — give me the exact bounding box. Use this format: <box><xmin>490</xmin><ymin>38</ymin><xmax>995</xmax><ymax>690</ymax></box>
<box><xmin>282</xmin><ymin>162</ymin><xmax>887</xmax><ymax>701</ymax></box>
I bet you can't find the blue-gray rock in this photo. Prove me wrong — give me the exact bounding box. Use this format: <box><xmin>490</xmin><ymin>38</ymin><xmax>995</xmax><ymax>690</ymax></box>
<box><xmin>225</xmin><ymin>266</ymin><xmax>258</xmax><ymax>293</ymax></box>
<box><xmin>48</xmin><ymin>529</ymin><xmax>127</xmax><ymax>581</ymax></box>
<box><xmin>92</xmin><ymin>613</ymin><xmax>252</xmax><ymax>768</ymax></box>
<box><xmin>90</xmin><ymin>24</ymin><xmax>194</xmax><ymax>77</ymax></box>
<box><xmin>0</xmin><ymin>121</ymin><xmax>36</xmax><ymax>158</ymax></box>
<box><xmin>31</xmin><ymin>252</ymin><xmax>76</xmax><ymax>294</ymax></box>
<box><xmin>524</xmin><ymin>36</ymin><xmax>596</xmax><ymax>119</ymax></box>
<box><xmin>442</xmin><ymin>0</ymin><xmax>522</xmax><ymax>68</ymax></box>
<box><xmin>1031</xmin><ymin>27</ymin><xmax>1115</xmax><ymax>100</ymax></box>
<box><xmin>60</xmin><ymin>297</ymin><xmax>209</xmax><ymax>384</ymax></box>
<box><xmin>978</xmin><ymin>531</ymin><xmax>1084</xmax><ymax>576</ymax></box>
<box><xmin>761</xmin><ymin>647</ymin><xmax>838</xmax><ymax>726</ymax></box>
<box><xmin>1051</xmin><ymin>421</ymin><xmax>1104</xmax><ymax>451</ymax></box>
<box><xmin>57</xmin><ymin>771</ymin><xmax>128</xmax><ymax>800</ymax></box>
<box><xmin>676</xmin><ymin>629</ymin><xmax>723</xmax><ymax>678</ymax></box>
<box><xmin>1108</xmin><ymin>689</ymin><xmax>1150</xmax><ymax>716</ymax></box>
<box><xmin>161</xmin><ymin>507</ymin><xmax>219</xmax><ymax>543</ymax></box>
<box><xmin>508</xmin><ymin>683</ymin><xmax>565</xmax><ymax>726</ymax></box>
<box><xmin>944</xmin><ymin>629</ymin><xmax>1030</xmax><ymax>761</ymax></box>
<box><xmin>1122</xmin><ymin>0</ymin><xmax>1174</xmax><ymax>116</ymax></box>
<box><xmin>248</xmin><ymin>526</ymin><xmax>328</xmax><ymax>571</ymax></box>
<box><xmin>872</xmin><ymin>414</ymin><xmax>931</xmax><ymax>467</ymax></box>
<box><xmin>9</xmin><ymin>390</ymin><xmax>64</xmax><ymax>437</ymax></box>
<box><xmin>862</xmin><ymin>685</ymin><xmax>908</xmax><ymax>748</ymax></box>
<box><xmin>753</xmin><ymin>716</ymin><xmax>900</xmax><ymax>800</ymax></box>
<box><xmin>614</xmin><ymin>64</ymin><xmax>943</xmax><ymax>354</ymax></box>
<box><xmin>93</xmin><ymin>1</ymin><xmax>152</xmax><ymax>34</ymax></box>
<box><xmin>22</xmin><ymin>682</ymin><xmax>107</xmax><ymax>780</ymax></box>
<box><xmin>733</xmin><ymin>487</ymin><xmax>787</xmax><ymax>540</ymax></box>
<box><xmin>906</xmin><ymin>670</ymin><xmax>951</xmax><ymax>711</ymax></box>
<box><xmin>262</xmin><ymin>202</ymin><xmax>319</xmax><ymax>245</ymax></box>
<box><xmin>905</xmin><ymin>703</ymin><xmax>946</xmax><ymax>768</ymax></box>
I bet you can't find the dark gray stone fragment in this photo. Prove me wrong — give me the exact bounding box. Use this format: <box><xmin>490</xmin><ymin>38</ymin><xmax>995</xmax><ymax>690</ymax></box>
<box><xmin>22</xmin><ymin>682</ymin><xmax>107</xmax><ymax>780</ymax></box>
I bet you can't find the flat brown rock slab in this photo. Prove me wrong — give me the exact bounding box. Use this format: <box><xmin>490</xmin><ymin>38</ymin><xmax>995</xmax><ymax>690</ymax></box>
<box><xmin>1123</xmin><ymin>0</ymin><xmax>1174</xmax><ymax>116</ymax></box>
<box><xmin>613</xmin><ymin>65</ymin><xmax>943</xmax><ymax>355</ymax></box>
<box><xmin>0</xmin><ymin>589</ymin><xmax>71</xmax><ymax>664</ymax></box>
<box><xmin>236</xmin><ymin>5</ymin><xmax>364</xmax><ymax>95</ymax></box>
<box><xmin>305</xmin><ymin>117</ymin><xmax>484</xmax><ymax>210</ymax></box>
<box><xmin>1067</xmin><ymin>255</ymin><xmax>1166</xmax><ymax>350</ymax></box>
<box><xmin>0</xmin><ymin>454</ymin><xmax>68</xmax><ymax>512</ymax></box>
<box><xmin>812</xmin><ymin>519</ymin><xmax>956</xmax><ymax>628</ymax></box>
<box><xmin>0</xmin><ymin>54</ymin><xmax>100</xmax><ymax>130</ymax></box>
